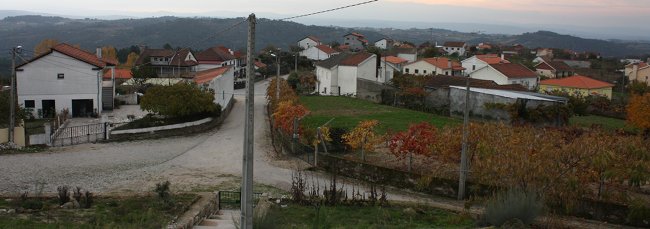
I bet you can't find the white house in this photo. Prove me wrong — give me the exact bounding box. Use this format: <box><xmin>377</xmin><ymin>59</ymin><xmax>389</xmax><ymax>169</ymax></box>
<box><xmin>343</xmin><ymin>32</ymin><xmax>368</xmax><ymax>51</ymax></box>
<box><xmin>378</xmin><ymin>58</ymin><xmax>402</xmax><ymax>84</ymax></box>
<box><xmin>135</xmin><ymin>48</ymin><xmax>198</xmax><ymax>77</ymax></box>
<box><xmin>443</xmin><ymin>41</ymin><xmax>468</xmax><ymax>56</ymax></box>
<box><xmin>374</xmin><ymin>38</ymin><xmax>394</xmax><ymax>50</ymax></box>
<box><xmin>299</xmin><ymin>45</ymin><xmax>339</xmax><ymax>61</ymax></box>
<box><xmin>395</xmin><ymin>47</ymin><xmax>417</xmax><ymax>63</ymax></box>
<box><xmin>297</xmin><ymin>36</ymin><xmax>321</xmax><ymax>50</ymax></box>
<box><xmin>470</xmin><ymin>63</ymin><xmax>538</xmax><ymax>90</ymax></box>
<box><xmin>402</xmin><ymin>57</ymin><xmax>465</xmax><ymax>76</ymax></box>
<box><xmin>16</xmin><ymin>43</ymin><xmax>117</xmax><ymax>118</ymax></box>
<box><xmin>193</xmin><ymin>66</ymin><xmax>235</xmax><ymax>110</ymax></box>
<box><xmin>195</xmin><ymin>46</ymin><xmax>240</xmax><ymax>72</ymax></box>
<box><xmin>461</xmin><ymin>54</ymin><xmax>510</xmax><ymax>74</ymax></box>
<box><xmin>315</xmin><ymin>52</ymin><xmax>377</xmax><ymax>96</ymax></box>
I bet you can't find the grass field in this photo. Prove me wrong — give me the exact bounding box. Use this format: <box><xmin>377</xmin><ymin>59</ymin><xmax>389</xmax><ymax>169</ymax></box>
<box><xmin>300</xmin><ymin>96</ymin><xmax>460</xmax><ymax>133</ymax></box>
<box><xmin>570</xmin><ymin>115</ymin><xmax>637</xmax><ymax>132</ymax></box>
<box><xmin>265</xmin><ymin>204</ymin><xmax>474</xmax><ymax>228</ymax></box>
<box><xmin>0</xmin><ymin>194</ymin><xmax>197</xmax><ymax>229</ymax></box>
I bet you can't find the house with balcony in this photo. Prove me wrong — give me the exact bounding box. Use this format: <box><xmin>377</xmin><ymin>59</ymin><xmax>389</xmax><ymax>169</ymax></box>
<box><xmin>134</xmin><ymin>48</ymin><xmax>198</xmax><ymax>78</ymax></box>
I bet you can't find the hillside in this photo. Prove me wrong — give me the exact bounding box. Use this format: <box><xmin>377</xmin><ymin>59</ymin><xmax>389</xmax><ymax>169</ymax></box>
<box><xmin>1</xmin><ymin>15</ymin><xmax>649</xmax><ymax>60</ymax></box>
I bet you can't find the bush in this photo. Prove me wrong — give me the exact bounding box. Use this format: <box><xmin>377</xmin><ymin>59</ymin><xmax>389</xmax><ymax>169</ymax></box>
<box><xmin>140</xmin><ymin>83</ymin><xmax>218</xmax><ymax>118</ymax></box>
<box><xmin>484</xmin><ymin>188</ymin><xmax>543</xmax><ymax>227</ymax></box>
<box><xmin>21</xmin><ymin>199</ymin><xmax>43</xmax><ymax>210</ymax></box>
<box><xmin>57</xmin><ymin>186</ymin><xmax>70</xmax><ymax>205</ymax></box>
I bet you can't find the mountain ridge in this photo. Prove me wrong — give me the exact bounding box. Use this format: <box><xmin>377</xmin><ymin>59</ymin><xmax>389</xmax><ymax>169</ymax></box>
<box><xmin>1</xmin><ymin>15</ymin><xmax>649</xmax><ymax>58</ymax></box>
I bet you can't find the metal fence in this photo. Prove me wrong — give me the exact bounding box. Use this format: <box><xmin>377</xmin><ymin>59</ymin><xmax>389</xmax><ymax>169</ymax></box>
<box><xmin>275</xmin><ymin>131</ymin><xmax>315</xmax><ymax>165</ymax></box>
<box><xmin>51</xmin><ymin>123</ymin><xmax>107</xmax><ymax>147</ymax></box>
<box><xmin>217</xmin><ymin>191</ymin><xmax>263</xmax><ymax>210</ymax></box>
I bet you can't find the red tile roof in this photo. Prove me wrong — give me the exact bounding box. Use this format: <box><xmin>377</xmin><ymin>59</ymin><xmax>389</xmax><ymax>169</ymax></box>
<box><xmin>254</xmin><ymin>61</ymin><xmax>267</xmax><ymax>69</ymax></box>
<box><xmin>103</xmin><ymin>68</ymin><xmax>132</xmax><ymax>79</ymax></box>
<box><xmin>443</xmin><ymin>41</ymin><xmax>466</xmax><ymax>47</ymax></box>
<box><xmin>347</xmin><ymin>32</ymin><xmax>365</xmax><ymax>38</ymax></box>
<box><xmin>535</xmin><ymin>60</ymin><xmax>572</xmax><ymax>71</ymax></box>
<box><xmin>17</xmin><ymin>43</ymin><xmax>116</xmax><ymax>68</ymax></box>
<box><xmin>341</xmin><ymin>52</ymin><xmax>374</xmax><ymax>66</ymax></box>
<box><xmin>476</xmin><ymin>54</ymin><xmax>509</xmax><ymax>64</ymax></box>
<box><xmin>383</xmin><ymin>56</ymin><xmax>408</xmax><ymax>65</ymax></box>
<box><xmin>626</xmin><ymin>62</ymin><xmax>648</xmax><ymax>69</ymax></box>
<box><xmin>422</xmin><ymin>57</ymin><xmax>464</xmax><ymax>70</ymax></box>
<box><xmin>196</xmin><ymin>46</ymin><xmax>236</xmax><ymax>62</ymax></box>
<box><xmin>193</xmin><ymin>66</ymin><xmax>232</xmax><ymax>84</ymax></box>
<box><xmin>305</xmin><ymin>35</ymin><xmax>320</xmax><ymax>43</ymax></box>
<box><xmin>540</xmin><ymin>75</ymin><xmax>614</xmax><ymax>89</ymax></box>
<box><xmin>398</xmin><ymin>44</ymin><xmax>415</xmax><ymax>49</ymax></box>
<box><xmin>490</xmin><ymin>63</ymin><xmax>537</xmax><ymax>79</ymax></box>
<box><xmin>316</xmin><ymin>45</ymin><xmax>338</xmax><ymax>55</ymax></box>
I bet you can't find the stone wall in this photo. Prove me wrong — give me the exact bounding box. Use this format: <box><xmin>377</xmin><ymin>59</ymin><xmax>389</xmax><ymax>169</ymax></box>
<box><xmin>356</xmin><ymin>78</ymin><xmax>394</xmax><ymax>104</ymax></box>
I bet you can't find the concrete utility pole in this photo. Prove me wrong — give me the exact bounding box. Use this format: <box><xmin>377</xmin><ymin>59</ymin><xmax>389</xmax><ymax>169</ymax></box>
<box><xmin>458</xmin><ymin>71</ymin><xmax>470</xmax><ymax>200</ymax></box>
<box><xmin>272</xmin><ymin>51</ymin><xmax>281</xmax><ymax>102</ymax></box>
<box><xmin>240</xmin><ymin>13</ymin><xmax>256</xmax><ymax>229</ymax></box>
<box><xmin>294</xmin><ymin>53</ymin><xmax>298</xmax><ymax>73</ymax></box>
<box><xmin>9</xmin><ymin>46</ymin><xmax>21</xmax><ymax>144</ymax></box>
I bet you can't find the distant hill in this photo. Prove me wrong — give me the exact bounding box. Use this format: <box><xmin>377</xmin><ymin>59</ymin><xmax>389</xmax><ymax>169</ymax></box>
<box><xmin>1</xmin><ymin>15</ymin><xmax>649</xmax><ymax>60</ymax></box>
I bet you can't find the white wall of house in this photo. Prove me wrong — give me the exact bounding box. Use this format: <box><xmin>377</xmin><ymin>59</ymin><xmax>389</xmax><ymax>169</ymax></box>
<box><xmin>316</xmin><ymin>66</ymin><xmax>334</xmax><ymax>95</ymax></box>
<box><xmin>338</xmin><ymin>66</ymin><xmax>358</xmax><ymax>95</ymax></box>
<box><xmin>444</xmin><ymin>46</ymin><xmax>466</xmax><ymax>56</ymax></box>
<box><xmin>403</xmin><ymin>61</ymin><xmax>446</xmax><ymax>76</ymax></box>
<box><xmin>375</xmin><ymin>39</ymin><xmax>388</xmax><ymax>49</ymax></box>
<box><xmin>298</xmin><ymin>38</ymin><xmax>319</xmax><ymax>50</ymax></box>
<box><xmin>470</xmin><ymin>66</ymin><xmax>509</xmax><ymax>85</ymax></box>
<box><xmin>461</xmin><ymin>56</ymin><xmax>487</xmax><ymax>74</ymax></box>
<box><xmin>300</xmin><ymin>46</ymin><xmax>334</xmax><ymax>60</ymax></box>
<box><xmin>536</xmin><ymin>68</ymin><xmax>555</xmax><ymax>78</ymax></box>
<box><xmin>355</xmin><ymin>55</ymin><xmax>378</xmax><ymax>82</ymax></box>
<box><xmin>208</xmin><ymin>68</ymin><xmax>235</xmax><ymax>110</ymax></box>
<box><xmin>379</xmin><ymin>60</ymin><xmax>399</xmax><ymax>83</ymax></box>
<box><xmin>17</xmin><ymin>51</ymin><xmax>103</xmax><ymax>117</ymax></box>
<box><xmin>343</xmin><ymin>35</ymin><xmax>364</xmax><ymax>51</ymax></box>
<box><xmin>470</xmin><ymin>66</ymin><xmax>538</xmax><ymax>89</ymax></box>
<box><xmin>397</xmin><ymin>53</ymin><xmax>416</xmax><ymax>63</ymax></box>
<box><xmin>196</xmin><ymin>64</ymin><xmax>222</xmax><ymax>71</ymax></box>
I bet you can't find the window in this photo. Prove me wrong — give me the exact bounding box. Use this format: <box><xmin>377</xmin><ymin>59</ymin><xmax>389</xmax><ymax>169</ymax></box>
<box><xmin>57</xmin><ymin>73</ymin><xmax>64</xmax><ymax>79</ymax></box>
<box><xmin>423</xmin><ymin>70</ymin><xmax>427</xmax><ymax>74</ymax></box>
<box><xmin>415</xmin><ymin>69</ymin><xmax>419</xmax><ymax>74</ymax></box>
<box><xmin>472</xmin><ymin>65</ymin><xmax>476</xmax><ymax>71</ymax></box>
<box><xmin>405</xmin><ymin>68</ymin><xmax>410</xmax><ymax>73</ymax></box>
<box><xmin>24</xmin><ymin>100</ymin><xmax>35</xmax><ymax>108</ymax></box>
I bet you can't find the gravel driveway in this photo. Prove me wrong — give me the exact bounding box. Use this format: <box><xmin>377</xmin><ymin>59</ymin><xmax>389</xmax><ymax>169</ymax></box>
<box><xmin>0</xmin><ymin>80</ymin><xmax>292</xmax><ymax>194</ymax></box>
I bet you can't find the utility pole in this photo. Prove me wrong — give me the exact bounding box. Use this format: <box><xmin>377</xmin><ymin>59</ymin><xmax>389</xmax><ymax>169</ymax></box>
<box><xmin>276</xmin><ymin>52</ymin><xmax>280</xmax><ymax>101</ymax></box>
<box><xmin>294</xmin><ymin>53</ymin><xmax>298</xmax><ymax>73</ymax></box>
<box><xmin>240</xmin><ymin>13</ymin><xmax>256</xmax><ymax>229</ymax></box>
<box><xmin>458</xmin><ymin>71</ymin><xmax>470</xmax><ymax>200</ymax></box>
<box><xmin>9</xmin><ymin>46</ymin><xmax>20</xmax><ymax>144</ymax></box>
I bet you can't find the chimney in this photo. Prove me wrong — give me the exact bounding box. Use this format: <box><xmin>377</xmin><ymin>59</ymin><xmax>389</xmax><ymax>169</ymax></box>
<box><xmin>96</xmin><ymin>48</ymin><xmax>102</xmax><ymax>59</ymax></box>
<box><xmin>501</xmin><ymin>54</ymin><xmax>505</xmax><ymax>61</ymax></box>
<box><xmin>447</xmin><ymin>59</ymin><xmax>452</xmax><ymax>68</ymax></box>
<box><xmin>647</xmin><ymin>57</ymin><xmax>650</xmax><ymax>63</ymax></box>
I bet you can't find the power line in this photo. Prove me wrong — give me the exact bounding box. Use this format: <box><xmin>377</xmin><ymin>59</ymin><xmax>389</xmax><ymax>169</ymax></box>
<box><xmin>276</xmin><ymin>0</ymin><xmax>379</xmax><ymax>21</ymax></box>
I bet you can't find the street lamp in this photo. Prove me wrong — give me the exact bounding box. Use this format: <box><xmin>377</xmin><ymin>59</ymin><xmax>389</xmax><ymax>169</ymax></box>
<box><xmin>270</xmin><ymin>51</ymin><xmax>281</xmax><ymax>101</ymax></box>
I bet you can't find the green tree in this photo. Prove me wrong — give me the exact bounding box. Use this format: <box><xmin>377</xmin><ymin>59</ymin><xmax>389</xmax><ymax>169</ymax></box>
<box><xmin>140</xmin><ymin>83</ymin><xmax>219</xmax><ymax>118</ymax></box>
<box><xmin>421</xmin><ymin>47</ymin><xmax>439</xmax><ymax>58</ymax></box>
<box><xmin>131</xmin><ymin>66</ymin><xmax>158</xmax><ymax>93</ymax></box>
<box><xmin>163</xmin><ymin>43</ymin><xmax>173</xmax><ymax>50</ymax></box>
<box><xmin>0</xmin><ymin>91</ymin><xmax>27</xmax><ymax>127</ymax></box>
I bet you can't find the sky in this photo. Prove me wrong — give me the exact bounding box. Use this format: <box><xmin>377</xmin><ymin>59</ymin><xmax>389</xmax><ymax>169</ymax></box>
<box><xmin>2</xmin><ymin>0</ymin><xmax>649</xmax><ymax>39</ymax></box>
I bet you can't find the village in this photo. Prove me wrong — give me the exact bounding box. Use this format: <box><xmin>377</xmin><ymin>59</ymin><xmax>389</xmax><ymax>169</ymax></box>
<box><xmin>0</xmin><ymin>6</ymin><xmax>650</xmax><ymax>229</ymax></box>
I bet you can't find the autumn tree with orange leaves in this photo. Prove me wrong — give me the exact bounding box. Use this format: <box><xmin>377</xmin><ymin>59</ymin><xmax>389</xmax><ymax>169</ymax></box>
<box><xmin>627</xmin><ymin>93</ymin><xmax>650</xmax><ymax>139</ymax></box>
<box><xmin>389</xmin><ymin>122</ymin><xmax>438</xmax><ymax>172</ymax></box>
<box><xmin>34</xmin><ymin>39</ymin><xmax>59</xmax><ymax>55</ymax></box>
<box><xmin>343</xmin><ymin>120</ymin><xmax>382</xmax><ymax>161</ymax></box>
<box><xmin>267</xmin><ymin>78</ymin><xmax>298</xmax><ymax>112</ymax></box>
<box><xmin>272</xmin><ymin>101</ymin><xmax>309</xmax><ymax>135</ymax></box>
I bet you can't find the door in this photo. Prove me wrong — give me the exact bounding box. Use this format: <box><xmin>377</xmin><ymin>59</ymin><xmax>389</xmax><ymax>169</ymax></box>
<box><xmin>41</xmin><ymin>100</ymin><xmax>55</xmax><ymax>118</ymax></box>
<box><xmin>71</xmin><ymin>99</ymin><xmax>94</xmax><ymax>117</ymax></box>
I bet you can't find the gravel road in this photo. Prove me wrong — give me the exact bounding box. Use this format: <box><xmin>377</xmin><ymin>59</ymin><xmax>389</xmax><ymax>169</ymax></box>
<box><xmin>0</xmin><ymin>79</ymin><xmax>299</xmax><ymax>194</ymax></box>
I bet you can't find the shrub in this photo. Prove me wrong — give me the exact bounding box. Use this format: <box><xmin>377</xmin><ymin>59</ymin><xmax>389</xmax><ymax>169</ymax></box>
<box><xmin>154</xmin><ymin>181</ymin><xmax>171</xmax><ymax>200</ymax></box>
<box><xmin>57</xmin><ymin>186</ymin><xmax>70</xmax><ymax>205</ymax></box>
<box><xmin>83</xmin><ymin>191</ymin><xmax>94</xmax><ymax>209</ymax></box>
<box><xmin>73</xmin><ymin>187</ymin><xmax>82</xmax><ymax>202</ymax></box>
<box><xmin>21</xmin><ymin>199</ymin><xmax>43</xmax><ymax>210</ymax></box>
<box><xmin>140</xmin><ymin>83</ymin><xmax>218</xmax><ymax>118</ymax></box>
<box><xmin>484</xmin><ymin>188</ymin><xmax>543</xmax><ymax>227</ymax></box>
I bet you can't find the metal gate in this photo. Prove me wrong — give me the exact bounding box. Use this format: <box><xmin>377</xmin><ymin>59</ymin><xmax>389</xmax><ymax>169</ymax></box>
<box><xmin>51</xmin><ymin>123</ymin><xmax>107</xmax><ymax>146</ymax></box>
<box><xmin>217</xmin><ymin>191</ymin><xmax>262</xmax><ymax>210</ymax></box>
